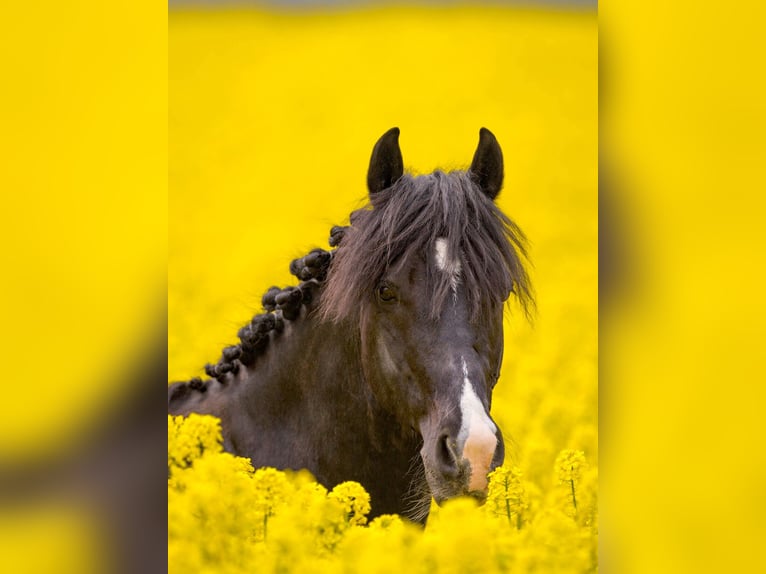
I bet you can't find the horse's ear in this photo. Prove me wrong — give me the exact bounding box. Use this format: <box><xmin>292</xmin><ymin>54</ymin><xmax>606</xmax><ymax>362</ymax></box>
<box><xmin>469</xmin><ymin>127</ymin><xmax>504</xmax><ymax>200</ymax></box>
<box><xmin>367</xmin><ymin>127</ymin><xmax>404</xmax><ymax>195</ymax></box>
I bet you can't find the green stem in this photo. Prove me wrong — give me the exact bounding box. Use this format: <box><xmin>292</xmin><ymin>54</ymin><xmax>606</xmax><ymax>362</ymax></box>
<box><xmin>570</xmin><ymin>479</ymin><xmax>578</xmax><ymax>514</ymax></box>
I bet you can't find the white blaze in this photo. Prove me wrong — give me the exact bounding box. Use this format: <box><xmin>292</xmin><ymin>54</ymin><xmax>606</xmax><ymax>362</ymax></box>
<box><xmin>457</xmin><ymin>357</ymin><xmax>498</xmax><ymax>491</ymax></box>
<box><xmin>434</xmin><ymin>238</ymin><xmax>461</xmax><ymax>295</ymax></box>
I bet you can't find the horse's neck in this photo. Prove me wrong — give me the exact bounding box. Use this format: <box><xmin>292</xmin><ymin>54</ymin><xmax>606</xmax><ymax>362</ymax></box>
<box><xmin>217</xmin><ymin>307</ymin><xmax>424</xmax><ymax>517</ymax></box>
<box><xmin>233</xmin><ymin>307</ymin><xmax>361</xmax><ymax>423</ymax></box>
<box><xmin>169</xmin><ymin>305</ymin><xmax>426</xmax><ymax>518</ymax></box>
<box><xmin>226</xmin><ymin>311</ymin><xmax>364</xmax><ymax>455</ymax></box>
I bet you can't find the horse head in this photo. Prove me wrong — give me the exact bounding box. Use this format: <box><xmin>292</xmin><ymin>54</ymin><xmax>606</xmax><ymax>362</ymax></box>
<box><xmin>322</xmin><ymin>127</ymin><xmax>532</xmax><ymax>506</ymax></box>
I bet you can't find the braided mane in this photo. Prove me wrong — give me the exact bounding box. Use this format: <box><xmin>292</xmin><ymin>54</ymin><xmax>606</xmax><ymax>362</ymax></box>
<box><xmin>168</xmin><ymin>225</ymin><xmax>348</xmax><ymax>399</ymax></box>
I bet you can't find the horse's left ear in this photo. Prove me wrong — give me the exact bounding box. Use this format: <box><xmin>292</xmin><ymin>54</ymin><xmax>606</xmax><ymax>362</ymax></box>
<box><xmin>367</xmin><ymin>127</ymin><xmax>404</xmax><ymax>195</ymax></box>
<box><xmin>469</xmin><ymin>127</ymin><xmax>504</xmax><ymax>200</ymax></box>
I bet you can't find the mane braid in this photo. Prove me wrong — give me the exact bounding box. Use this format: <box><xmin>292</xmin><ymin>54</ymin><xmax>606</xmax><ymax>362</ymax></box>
<box><xmin>180</xmin><ymin>231</ymin><xmax>348</xmax><ymax>392</ymax></box>
<box><xmin>320</xmin><ymin>170</ymin><xmax>534</xmax><ymax>324</ymax></box>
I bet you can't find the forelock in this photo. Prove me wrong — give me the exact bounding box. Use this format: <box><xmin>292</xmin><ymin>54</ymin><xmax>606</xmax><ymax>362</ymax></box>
<box><xmin>320</xmin><ymin>170</ymin><xmax>533</xmax><ymax>322</ymax></box>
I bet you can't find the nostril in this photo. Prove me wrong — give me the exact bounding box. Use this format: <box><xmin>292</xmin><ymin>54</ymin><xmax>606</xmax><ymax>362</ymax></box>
<box><xmin>437</xmin><ymin>433</ymin><xmax>460</xmax><ymax>476</ymax></box>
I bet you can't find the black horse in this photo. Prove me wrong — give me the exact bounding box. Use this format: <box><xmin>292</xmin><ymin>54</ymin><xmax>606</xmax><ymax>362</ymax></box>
<box><xmin>169</xmin><ymin>128</ymin><xmax>532</xmax><ymax>523</ymax></box>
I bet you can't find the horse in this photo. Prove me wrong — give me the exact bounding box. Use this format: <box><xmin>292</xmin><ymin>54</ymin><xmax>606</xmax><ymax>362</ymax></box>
<box><xmin>168</xmin><ymin>127</ymin><xmax>532</xmax><ymax>523</ymax></box>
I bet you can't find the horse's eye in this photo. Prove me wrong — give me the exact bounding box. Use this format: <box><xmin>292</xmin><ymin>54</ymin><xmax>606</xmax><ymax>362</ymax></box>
<box><xmin>377</xmin><ymin>283</ymin><xmax>397</xmax><ymax>303</ymax></box>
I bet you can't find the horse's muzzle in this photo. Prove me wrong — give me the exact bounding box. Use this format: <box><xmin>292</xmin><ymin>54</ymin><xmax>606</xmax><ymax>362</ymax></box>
<box><xmin>420</xmin><ymin>425</ymin><xmax>502</xmax><ymax>505</ymax></box>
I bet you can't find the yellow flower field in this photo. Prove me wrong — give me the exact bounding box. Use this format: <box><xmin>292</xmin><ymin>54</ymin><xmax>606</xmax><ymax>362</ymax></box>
<box><xmin>170</xmin><ymin>5</ymin><xmax>597</xmax><ymax>572</ymax></box>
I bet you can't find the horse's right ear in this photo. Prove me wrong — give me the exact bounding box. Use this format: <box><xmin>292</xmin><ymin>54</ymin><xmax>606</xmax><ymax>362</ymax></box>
<box><xmin>469</xmin><ymin>127</ymin><xmax>504</xmax><ymax>200</ymax></box>
<box><xmin>367</xmin><ymin>127</ymin><xmax>403</xmax><ymax>195</ymax></box>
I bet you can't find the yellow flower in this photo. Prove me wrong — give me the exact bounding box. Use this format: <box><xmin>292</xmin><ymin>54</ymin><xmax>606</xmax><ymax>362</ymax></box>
<box><xmin>555</xmin><ymin>449</ymin><xmax>587</xmax><ymax>485</ymax></box>
<box><xmin>168</xmin><ymin>451</ymin><xmax>259</xmax><ymax>574</ymax></box>
<box><xmin>555</xmin><ymin>449</ymin><xmax>589</xmax><ymax>519</ymax></box>
<box><xmin>486</xmin><ymin>465</ymin><xmax>529</xmax><ymax>528</ymax></box>
<box><xmin>328</xmin><ymin>481</ymin><xmax>372</xmax><ymax>527</ymax></box>
<box><xmin>368</xmin><ymin>514</ymin><xmax>404</xmax><ymax>531</ymax></box>
<box><xmin>167</xmin><ymin>414</ymin><xmax>222</xmax><ymax>477</ymax></box>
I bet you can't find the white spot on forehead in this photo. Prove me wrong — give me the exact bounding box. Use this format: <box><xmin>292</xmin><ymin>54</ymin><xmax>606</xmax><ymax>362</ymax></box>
<box><xmin>434</xmin><ymin>238</ymin><xmax>450</xmax><ymax>270</ymax></box>
<box><xmin>434</xmin><ymin>237</ymin><xmax>462</xmax><ymax>295</ymax></box>
<box><xmin>457</xmin><ymin>357</ymin><xmax>498</xmax><ymax>491</ymax></box>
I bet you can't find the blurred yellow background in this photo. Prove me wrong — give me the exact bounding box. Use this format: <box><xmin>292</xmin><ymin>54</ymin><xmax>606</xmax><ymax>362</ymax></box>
<box><xmin>0</xmin><ymin>1</ymin><xmax>166</xmax><ymax>462</ymax></box>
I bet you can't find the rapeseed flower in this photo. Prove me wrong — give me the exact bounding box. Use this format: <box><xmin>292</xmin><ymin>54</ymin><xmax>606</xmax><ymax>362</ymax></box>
<box><xmin>555</xmin><ymin>449</ymin><xmax>588</xmax><ymax>519</ymax></box>
<box><xmin>329</xmin><ymin>481</ymin><xmax>372</xmax><ymax>527</ymax></box>
<box><xmin>167</xmin><ymin>413</ymin><xmax>598</xmax><ymax>572</ymax></box>
<box><xmin>167</xmin><ymin>413</ymin><xmax>222</xmax><ymax>475</ymax></box>
<box><xmin>486</xmin><ymin>465</ymin><xmax>529</xmax><ymax>529</ymax></box>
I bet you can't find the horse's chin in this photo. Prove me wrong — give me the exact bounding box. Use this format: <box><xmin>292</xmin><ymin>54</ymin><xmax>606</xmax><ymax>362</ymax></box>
<box><xmin>428</xmin><ymin>477</ymin><xmax>489</xmax><ymax>507</ymax></box>
<box><xmin>420</xmin><ymin>455</ymin><xmax>491</xmax><ymax>508</ymax></box>
<box><xmin>432</xmin><ymin>489</ymin><xmax>488</xmax><ymax>507</ymax></box>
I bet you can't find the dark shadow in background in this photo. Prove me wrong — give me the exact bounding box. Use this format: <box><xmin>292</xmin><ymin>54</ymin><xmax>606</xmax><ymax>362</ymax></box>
<box><xmin>0</xmin><ymin>318</ymin><xmax>168</xmax><ymax>574</ymax></box>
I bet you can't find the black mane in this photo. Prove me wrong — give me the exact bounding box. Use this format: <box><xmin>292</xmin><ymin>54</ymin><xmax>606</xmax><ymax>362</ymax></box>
<box><xmin>321</xmin><ymin>170</ymin><xmax>533</xmax><ymax>323</ymax></box>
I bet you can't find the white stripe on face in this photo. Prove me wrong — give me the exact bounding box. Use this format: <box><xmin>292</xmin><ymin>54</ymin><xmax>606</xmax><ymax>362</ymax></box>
<box><xmin>434</xmin><ymin>237</ymin><xmax>461</xmax><ymax>295</ymax></box>
<box><xmin>457</xmin><ymin>357</ymin><xmax>498</xmax><ymax>491</ymax></box>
